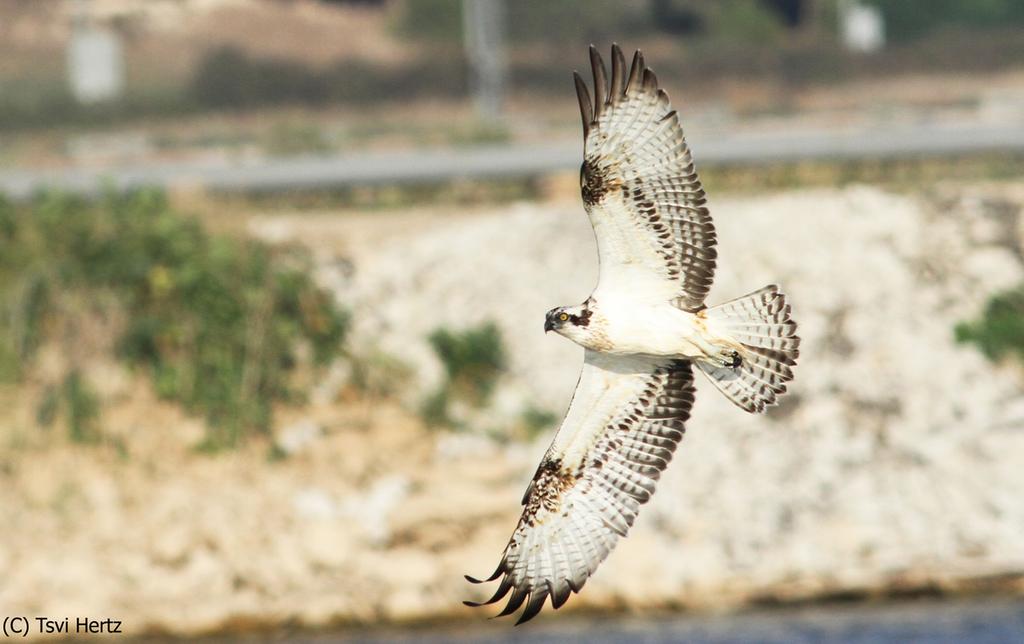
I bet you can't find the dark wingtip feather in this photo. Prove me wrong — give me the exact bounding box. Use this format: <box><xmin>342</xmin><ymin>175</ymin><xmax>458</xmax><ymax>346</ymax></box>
<box><xmin>550</xmin><ymin>580</ymin><xmax>572</xmax><ymax>610</ymax></box>
<box><xmin>465</xmin><ymin>561</ymin><xmax>504</xmax><ymax>584</ymax></box>
<box><xmin>573</xmin><ymin>71</ymin><xmax>593</xmax><ymax>137</ymax></box>
<box><xmin>496</xmin><ymin>587</ymin><xmax>530</xmax><ymax>617</ymax></box>
<box><xmin>589</xmin><ymin>45</ymin><xmax>608</xmax><ymax>118</ymax></box>
<box><xmin>643</xmin><ymin>67</ymin><xmax>659</xmax><ymax>92</ymax></box>
<box><xmin>515</xmin><ymin>590</ymin><xmax>549</xmax><ymax>625</ymax></box>
<box><xmin>626</xmin><ymin>49</ymin><xmax>644</xmax><ymax>93</ymax></box>
<box><xmin>610</xmin><ymin>43</ymin><xmax>625</xmax><ymax>99</ymax></box>
<box><xmin>464</xmin><ymin>576</ymin><xmax>514</xmax><ymax>608</ymax></box>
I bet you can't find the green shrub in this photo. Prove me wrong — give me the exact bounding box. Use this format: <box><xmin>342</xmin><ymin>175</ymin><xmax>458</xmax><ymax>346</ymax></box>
<box><xmin>422</xmin><ymin>321</ymin><xmax>506</xmax><ymax>428</ymax></box>
<box><xmin>0</xmin><ymin>75</ymin><xmax>196</xmax><ymax>132</ymax></box>
<box><xmin>391</xmin><ymin>0</ymin><xmax>463</xmax><ymax>42</ymax></box>
<box><xmin>391</xmin><ymin>0</ymin><xmax>651</xmax><ymax>45</ymax></box>
<box><xmin>189</xmin><ymin>47</ymin><xmax>467</xmax><ymax>111</ymax></box>
<box><xmin>36</xmin><ymin>370</ymin><xmax>101</xmax><ymax>444</ymax></box>
<box><xmin>429</xmin><ymin>322</ymin><xmax>506</xmax><ymax>403</ymax></box>
<box><xmin>956</xmin><ymin>286</ymin><xmax>1024</xmax><ymax>363</ymax></box>
<box><xmin>0</xmin><ymin>190</ymin><xmax>348</xmax><ymax>449</ymax></box>
<box><xmin>506</xmin><ymin>0</ymin><xmax>651</xmax><ymax>43</ymax></box>
<box><xmin>190</xmin><ymin>47</ymin><xmax>331</xmax><ymax>109</ymax></box>
<box><xmin>420</xmin><ymin>388</ymin><xmax>452</xmax><ymax>428</ymax></box>
<box><xmin>708</xmin><ymin>0</ymin><xmax>784</xmax><ymax>46</ymax></box>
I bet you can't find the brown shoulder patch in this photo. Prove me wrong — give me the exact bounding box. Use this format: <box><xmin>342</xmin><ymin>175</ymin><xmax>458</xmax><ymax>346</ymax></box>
<box><xmin>523</xmin><ymin>458</ymin><xmax>576</xmax><ymax>526</ymax></box>
<box><xmin>581</xmin><ymin>160</ymin><xmax>618</xmax><ymax>206</ymax></box>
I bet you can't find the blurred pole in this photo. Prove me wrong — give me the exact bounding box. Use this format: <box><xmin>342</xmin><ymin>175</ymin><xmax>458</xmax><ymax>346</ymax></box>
<box><xmin>68</xmin><ymin>0</ymin><xmax>125</xmax><ymax>104</ymax></box>
<box><xmin>462</xmin><ymin>0</ymin><xmax>506</xmax><ymax>120</ymax></box>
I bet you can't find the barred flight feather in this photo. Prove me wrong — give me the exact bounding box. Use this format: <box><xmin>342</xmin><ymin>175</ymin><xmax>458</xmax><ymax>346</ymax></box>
<box><xmin>576</xmin><ymin>44</ymin><xmax>717</xmax><ymax>311</ymax></box>
<box><xmin>699</xmin><ymin>285</ymin><xmax>801</xmax><ymax>412</ymax></box>
<box><xmin>465</xmin><ymin>352</ymin><xmax>695</xmax><ymax>624</ymax></box>
<box><xmin>466</xmin><ymin>44</ymin><xmax>801</xmax><ymax>626</ymax></box>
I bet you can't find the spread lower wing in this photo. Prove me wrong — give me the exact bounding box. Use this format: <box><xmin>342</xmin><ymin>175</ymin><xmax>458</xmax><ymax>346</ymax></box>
<box><xmin>464</xmin><ymin>351</ymin><xmax>696</xmax><ymax>624</ymax></box>
<box><xmin>576</xmin><ymin>45</ymin><xmax>716</xmax><ymax>311</ymax></box>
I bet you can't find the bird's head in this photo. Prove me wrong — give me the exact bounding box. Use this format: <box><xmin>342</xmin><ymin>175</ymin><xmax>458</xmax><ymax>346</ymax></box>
<box><xmin>544</xmin><ymin>302</ymin><xmax>593</xmax><ymax>340</ymax></box>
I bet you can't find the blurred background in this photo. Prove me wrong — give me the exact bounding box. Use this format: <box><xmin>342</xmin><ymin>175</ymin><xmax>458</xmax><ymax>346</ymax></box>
<box><xmin>2</xmin><ymin>0</ymin><xmax>1024</xmax><ymax>641</ymax></box>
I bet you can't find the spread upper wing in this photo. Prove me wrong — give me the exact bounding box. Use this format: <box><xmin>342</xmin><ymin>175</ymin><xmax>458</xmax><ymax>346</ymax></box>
<box><xmin>464</xmin><ymin>351</ymin><xmax>696</xmax><ymax>624</ymax></box>
<box><xmin>576</xmin><ymin>45</ymin><xmax>716</xmax><ymax>311</ymax></box>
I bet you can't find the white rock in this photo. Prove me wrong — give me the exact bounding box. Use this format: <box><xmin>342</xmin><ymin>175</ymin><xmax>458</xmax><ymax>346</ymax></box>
<box><xmin>340</xmin><ymin>476</ymin><xmax>410</xmax><ymax>545</ymax></box>
<box><xmin>275</xmin><ymin>419</ymin><xmax>323</xmax><ymax>456</ymax></box>
<box><xmin>292</xmin><ymin>488</ymin><xmax>338</xmax><ymax>521</ymax></box>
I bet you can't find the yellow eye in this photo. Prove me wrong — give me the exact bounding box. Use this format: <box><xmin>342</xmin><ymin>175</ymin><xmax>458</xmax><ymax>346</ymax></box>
<box><xmin>559</xmin><ymin>312</ymin><xmax>569</xmax><ymax>322</ymax></box>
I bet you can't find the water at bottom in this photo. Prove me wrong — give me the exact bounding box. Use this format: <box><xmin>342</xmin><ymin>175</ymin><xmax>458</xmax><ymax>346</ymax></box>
<box><xmin>313</xmin><ymin>596</ymin><xmax>1024</xmax><ymax>644</ymax></box>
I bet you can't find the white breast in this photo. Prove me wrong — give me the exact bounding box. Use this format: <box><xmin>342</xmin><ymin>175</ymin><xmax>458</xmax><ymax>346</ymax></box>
<box><xmin>592</xmin><ymin>290</ymin><xmax>703</xmax><ymax>357</ymax></box>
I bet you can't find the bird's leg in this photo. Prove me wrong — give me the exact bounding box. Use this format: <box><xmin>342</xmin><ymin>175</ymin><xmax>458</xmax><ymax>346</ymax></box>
<box><xmin>692</xmin><ymin>329</ymin><xmax>743</xmax><ymax>369</ymax></box>
<box><xmin>719</xmin><ymin>350</ymin><xmax>742</xmax><ymax>368</ymax></box>
<box><xmin>706</xmin><ymin>340</ymin><xmax>743</xmax><ymax>369</ymax></box>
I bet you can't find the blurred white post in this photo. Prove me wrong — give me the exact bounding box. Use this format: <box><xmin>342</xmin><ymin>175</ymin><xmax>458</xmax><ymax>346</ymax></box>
<box><xmin>838</xmin><ymin>0</ymin><xmax>885</xmax><ymax>53</ymax></box>
<box><xmin>68</xmin><ymin>0</ymin><xmax>125</xmax><ymax>104</ymax></box>
<box><xmin>462</xmin><ymin>0</ymin><xmax>506</xmax><ymax>120</ymax></box>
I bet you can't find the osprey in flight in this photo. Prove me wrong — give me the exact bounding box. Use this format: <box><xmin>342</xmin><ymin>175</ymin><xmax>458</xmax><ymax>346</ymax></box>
<box><xmin>465</xmin><ymin>45</ymin><xmax>800</xmax><ymax>624</ymax></box>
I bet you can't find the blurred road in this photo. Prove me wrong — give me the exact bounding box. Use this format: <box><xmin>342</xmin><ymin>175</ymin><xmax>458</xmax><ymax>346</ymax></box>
<box><xmin>3</xmin><ymin>122</ymin><xmax>1024</xmax><ymax>199</ymax></box>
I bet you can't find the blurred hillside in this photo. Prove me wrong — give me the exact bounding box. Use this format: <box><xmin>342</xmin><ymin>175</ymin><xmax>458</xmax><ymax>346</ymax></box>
<box><xmin>2</xmin><ymin>0</ymin><xmax>1024</xmax><ymax>639</ymax></box>
<box><xmin>3</xmin><ymin>180</ymin><xmax>1024</xmax><ymax>637</ymax></box>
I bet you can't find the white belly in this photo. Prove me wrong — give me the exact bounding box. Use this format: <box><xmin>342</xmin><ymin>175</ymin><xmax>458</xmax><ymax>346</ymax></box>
<box><xmin>594</xmin><ymin>293</ymin><xmax>708</xmax><ymax>357</ymax></box>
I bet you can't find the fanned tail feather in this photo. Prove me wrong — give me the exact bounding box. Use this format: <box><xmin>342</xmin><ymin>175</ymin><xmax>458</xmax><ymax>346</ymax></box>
<box><xmin>698</xmin><ymin>284</ymin><xmax>799</xmax><ymax>413</ymax></box>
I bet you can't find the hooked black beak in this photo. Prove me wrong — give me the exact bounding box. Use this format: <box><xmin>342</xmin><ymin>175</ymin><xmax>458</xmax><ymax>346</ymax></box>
<box><xmin>544</xmin><ymin>316</ymin><xmax>555</xmax><ymax>333</ymax></box>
